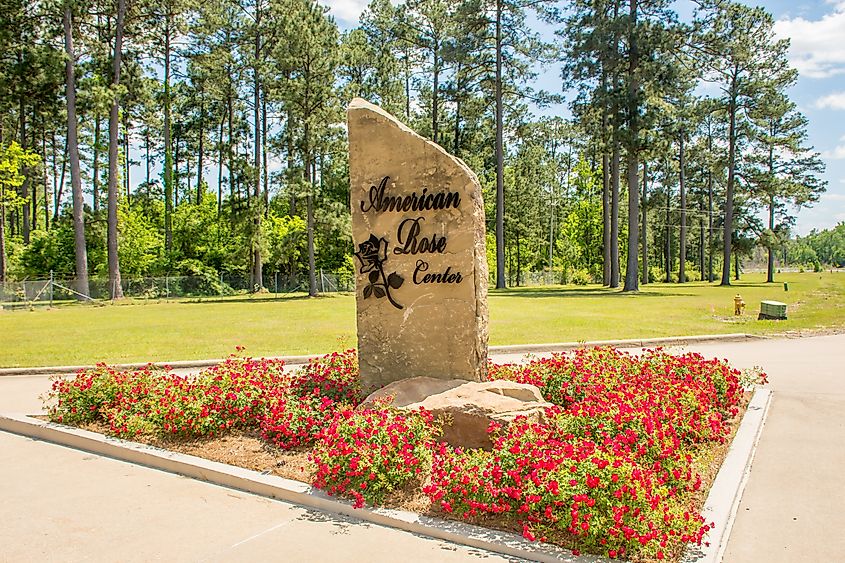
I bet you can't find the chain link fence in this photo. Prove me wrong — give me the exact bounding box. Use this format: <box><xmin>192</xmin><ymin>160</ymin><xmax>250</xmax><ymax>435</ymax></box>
<box><xmin>1</xmin><ymin>270</ymin><xmax>355</xmax><ymax>306</ymax></box>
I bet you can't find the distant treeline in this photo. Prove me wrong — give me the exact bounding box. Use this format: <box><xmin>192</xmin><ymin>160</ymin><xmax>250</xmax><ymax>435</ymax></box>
<box><xmin>0</xmin><ymin>0</ymin><xmax>826</xmax><ymax>297</ymax></box>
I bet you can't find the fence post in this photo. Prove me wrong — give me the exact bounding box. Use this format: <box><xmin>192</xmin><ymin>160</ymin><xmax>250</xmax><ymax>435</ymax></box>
<box><xmin>166</xmin><ymin>276</ymin><xmax>170</xmax><ymax>299</ymax></box>
<box><xmin>49</xmin><ymin>271</ymin><xmax>54</xmax><ymax>308</ymax></box>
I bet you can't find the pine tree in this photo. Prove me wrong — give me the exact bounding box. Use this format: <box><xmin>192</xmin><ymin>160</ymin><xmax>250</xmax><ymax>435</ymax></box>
<box><xmin>275</xmin><ymin>0</ymin><xmax>339</xmax><ymax>297</ymax></box>
<box><xmin>106</xmin><ymin>0</ymin><xmax>127</xmax><ymax>299</ymax></box>
<box><xmin>696</xmin><ymin>0</ymin><xmax>792</xmax><ymax>286</ymax></box>
<box><xmin>63</xmin><ymin>1</ymin><xmax>90</xmax><ymax>298</ymax></box>
<box><xmin>749</xmin><ymin>89</ymin><xmax>826</xmax><ymax>283</ymax></box>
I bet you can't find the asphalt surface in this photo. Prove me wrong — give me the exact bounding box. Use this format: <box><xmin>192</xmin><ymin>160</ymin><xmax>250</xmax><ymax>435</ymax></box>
<box><xmin>1</xmin><ymin>334</ymin><xmax>843</xmax><ymax>562</ymax></box>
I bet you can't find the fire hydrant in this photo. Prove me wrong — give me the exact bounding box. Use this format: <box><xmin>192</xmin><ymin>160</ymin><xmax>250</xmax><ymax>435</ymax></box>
<box><xmin>734</xmin><ymin>294</ymin><xmax>746</xmax><ymax>316</ymax></box>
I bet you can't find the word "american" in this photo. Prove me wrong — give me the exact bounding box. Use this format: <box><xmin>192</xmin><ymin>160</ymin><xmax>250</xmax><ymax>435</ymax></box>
<box><xmin>360</xmin><ymin>176</ymin><xmax>461</xmax><ymax>213</ymax></box>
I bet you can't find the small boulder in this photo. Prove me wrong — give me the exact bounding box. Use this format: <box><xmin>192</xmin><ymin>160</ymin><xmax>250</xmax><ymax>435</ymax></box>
<box><xmin>362</xmin><ymin>377</ymin><xmax>555</xmax><ymax>450</ymax></box>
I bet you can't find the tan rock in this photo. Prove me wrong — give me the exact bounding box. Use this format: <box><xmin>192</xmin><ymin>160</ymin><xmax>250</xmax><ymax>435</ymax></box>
<box><xmin>363</xmin><ymin>378</ymin><xmax>555</xmax><ymax>450</ymax></box>
<box><xmin>347</xmin><ymin>98</ymin><xmax>489</xmax><ymax>393</ymax></box>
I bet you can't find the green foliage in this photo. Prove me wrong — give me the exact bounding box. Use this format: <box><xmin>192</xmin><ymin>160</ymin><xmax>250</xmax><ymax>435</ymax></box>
<box><xmin>267</xmin><ymin>214</ymin><xmax>306</xmax><ymax>272</ymax></box>
<box><xmin>118</xmin><ymin>207</ymin><xmax>163</xmax><ymax>276</ymax></box>
<box><xmin>560</xmin><ymin>161</ymin><xmax>604</xmax><ymax>277</ymax></box>
<box><xmin>12</xmin><ymin>217</ymin><xmax>106</xmax><ymax>278</ymax></box>
<box><xmin>0</xmin><ymin>0</ymin><xmax>829</xmax><ymax>297</ymax></box>
<box><xmin>568</xmin><ymin>268</ymin><xmax>592</xmax><ymax>286</ymax></box>
<box><xmin>0</xmin><ymin>142</ymin><xmax>40</xmax><ymax>203</ymax></box>
<box><xmin>794</xmin><ymin>223</ymin><xmax>845</xmax><ymax>268</ymax></box>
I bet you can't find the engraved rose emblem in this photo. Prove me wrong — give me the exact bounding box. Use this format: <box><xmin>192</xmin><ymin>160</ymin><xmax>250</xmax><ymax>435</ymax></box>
<box><xmin>354</xmin><ymin>234</ymin><xmax>388</xmax><ymax>274</ymax></box>
<box><xmin>354</xmin><ymin>234</ymin><xmax>404</xmax><ymax>309</ymax></box>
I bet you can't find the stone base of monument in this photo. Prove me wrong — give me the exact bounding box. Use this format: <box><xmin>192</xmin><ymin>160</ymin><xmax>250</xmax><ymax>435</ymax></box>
<box><xmin>361</xmin><ymin>377</ymin><xmax>555</xmax><ymax>450</ymax></box>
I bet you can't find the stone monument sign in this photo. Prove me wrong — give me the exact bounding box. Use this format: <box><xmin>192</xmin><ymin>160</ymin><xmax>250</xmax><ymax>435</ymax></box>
<box><xmin>347</xmin><ymin>98</ymin><xmax>488</xmax><ymax>391</ymax></box>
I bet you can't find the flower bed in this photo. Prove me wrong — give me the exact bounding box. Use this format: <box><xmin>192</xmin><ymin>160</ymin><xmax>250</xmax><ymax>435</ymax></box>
<box><xmin>45</xmin><ymin>347</ymin><xmax>764</xmax><ymax>561</ymax></box>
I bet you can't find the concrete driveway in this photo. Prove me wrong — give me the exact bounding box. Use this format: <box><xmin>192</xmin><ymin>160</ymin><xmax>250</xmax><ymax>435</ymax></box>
<box><xmin>1</xmin><ymin>334</ymin><xmax>843</xmax><ymax>562</ymax></box>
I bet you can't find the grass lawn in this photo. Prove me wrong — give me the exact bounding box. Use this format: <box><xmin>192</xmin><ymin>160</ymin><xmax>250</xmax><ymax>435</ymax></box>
<box><xmin>2</xmin><ymin>271</ymin><xmax>843</xmax><ymax>368</ymax></box>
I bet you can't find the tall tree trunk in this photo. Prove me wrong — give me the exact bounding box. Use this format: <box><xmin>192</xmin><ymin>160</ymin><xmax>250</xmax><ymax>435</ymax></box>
<box><xmin>163</xmin><ymin>14</ymin><xmax>173</xmax><ymax>256</ymax></box>
<box><xmin>54</xmin><ymin>137</ymin><xmax>67</xmax><ymax>223</ymax></box>
<box><xmin>609</xmin><ymin>131</ymin><xmax>620</xmax><ymax>288</ymax></box>
<box><xmin>173</xmin><ymin>126</ymin><xmax>180</xmax><ymax>207</ymax></box>
<box><xmin>306</xmin><ymin>155</ymin><xmax>317</xmax><ymax>298</ymax></box>
<box><xmin>20</xmin><ymin>98</ymin><xmax>30</xmax><ymax>244</ymax></box>
<box><xmin>601</xmin><ymin>82</ymin><xmax>610</xmax><ymax>285</ymax></box>
<box><xmin>641</xmin><ymin>160</ymin><xmax>648</xmax><ymax>285</ymax></box>
<box><xmin>107</xmin><ymin>0</ymin><xmax>126</xmax><ymax>300</ymax></box>
<box><xmin>123</xmin><ymin>114</ymin><xmax>130</xmax><ymax>208</ymax></box>
<box><xmin>0</xmin><ymin>191</ymin><xmax>5</xmax><ymax>282</ymax></box>
<box><xmin>262</xmin><ymin>92</ymin><xmax>268</xmax><ymax>217</ymax></box>
<box><xmin>678</xmin><ymin>130</ymin><xmax>686</xmax><ymax>283</ymax></box>
<box><xmin>93</xmin><ymin>114</ymin><xmax>100</xmax><ymax>213</ymax></box>
<box><xmin>227</xmin><ymin>88</ymin><xmax>234</xmax><ymax>210</ymax></box>
<box><xmin>665</xmin><ymin>180</ymin><xmax>671</xmax><ymax>283</ymax></box>
<box><xmin>185</xmin><ymin>144</ymin><xmax>191</xmax><ymax>198</ymax></box>
<box><xmin>721</xmin><ymin>85</ymin><xmax>737</xmax><ymax>286</ymax></box>
<box><xmin>217</xmin><ymin>114</ymin><xmax>224</xmax><ymax>217</ymax></box>
<box><xmin>767</xmin><ymin>140</ymin><xmax>775</xmax><ymax>283</ymax></box>
<box><xmin>50</xmin><ymin>132</ymin><xmax>59</xmax><ymax>224</ymax></box>
<box><xmin>623</xmin><ymin>0</ymin><xmax>639</xmax><ymax>293</ymax></box>
<box><xmin>494</xmin><ymin>0</ymin><xmax>505</xmax><ymax>289</ymax></box>
<box><xmin>707</xmin><ymin>149</ymin><xmax>714</xmax><ymax>282</ymax></box>
<box><xmin>699</xmin><ymin>213</ymin><xmax>705</xmax><ymax>281</ymax></box>
<box><xmin>251</xmin><ymin>27</ymin><xmax>263</xmax><ymax>291</ymax></box>
<box><xmin>404</xmin><ymin>48</ymin><xmax>411</xmax><ymax>120</ymax></box>
<box><xmin>42</xmin><ymin>122</ymin><xmax>49</xmax><ymax>230</ymax></box>
<box><xmin>197</xmin><ymin>89</ymin><xmax>204</xmax><ymax>205</ymax></box>
<box><xmin>64</xmin><ymin>5</ymin><xmax>89</xmax><ymax>299</ymax></box>
<box><xmin>432</xmin><ymin>40</ymin><xmax>439</xmax><ymax>144</ymax></box>
<box><xmin>31</xmin><ymin>116</ymin><xmax>38</xmax><ymax>232</ymax></box>
<box><xmin>767</xmin><ymin>196</ymin><xmax>775</xmax><ymax>283</ymax></box>
<box><xmin>453</xmin><ymin>67</ymin><xmax>462</xmax><ymax>157</ymax></box>
<box><xmin>144</xmin><ymin>129</ymin><xmax>150</xmax><ymax>185</ymax></box>
<box><xmin>285</xmin><ymin>103</ymin><xmax>296</xmax><ymax>215</ymax></box>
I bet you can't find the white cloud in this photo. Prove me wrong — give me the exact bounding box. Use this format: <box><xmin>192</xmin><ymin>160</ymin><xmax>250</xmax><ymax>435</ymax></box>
<box><xmin>821</xmin><ymin>144</ymin><xmax>845</xmax><ymax>159</ymax></box>
<box><xmin>816</xmin><ymin>92</ymin><xmax>845</xmax><ymax>109</ymax></box>
<box><xmin>322</xmin><ymin>0</ymin><xmax>369</xmax><ymax>24</ymax></box>
<box><xmin>774</xmin><ymin>4</ymin><xmax>845</xmax><ymax>78</ymax></box>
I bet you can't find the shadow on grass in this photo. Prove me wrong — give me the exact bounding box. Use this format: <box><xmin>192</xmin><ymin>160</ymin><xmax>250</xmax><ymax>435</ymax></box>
<box><xmin>489</xmin><ymin>287</ymin><xmax>699</xmax><ymax>298</ymax></box>
<box><xmin>181</xmin><ymin>294</ymin><xmax>320</xmax><ymax>305</ymax></box>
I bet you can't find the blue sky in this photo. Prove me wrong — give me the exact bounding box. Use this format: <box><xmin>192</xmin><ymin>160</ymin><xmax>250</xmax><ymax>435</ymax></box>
<box><xmin>324</xmin><ymin>0</ymin><xmax>845</xmax><ymax>235</ymax></box>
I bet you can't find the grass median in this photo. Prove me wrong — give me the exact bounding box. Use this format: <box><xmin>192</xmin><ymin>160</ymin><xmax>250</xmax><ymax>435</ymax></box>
<box><xmin>2</xmin><ymin>271</ymin><xmax>843</xmax><ymax>368</ymax></box>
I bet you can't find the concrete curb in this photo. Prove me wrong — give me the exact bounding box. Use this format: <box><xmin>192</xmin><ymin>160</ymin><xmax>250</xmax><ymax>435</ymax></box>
<box><xmin>0</xmin><ymin>413</ymin><xmax>596</xmax><ymax>563</ymax></box>
<box><xmin>489</xmin><ymin>333</ymin><xmax>763</xmax><ymax>357</ymax></box>
<box><xmin>0</xmin><ymin>354</ymin><xmax>319</xmax><ymax>377</ymax></box>
<box><xmin>683</xmin><ymin>387</ymin><xmax>773</xmax><ymax>563</ymax></box>
<box><xmin>0</xmin><ymin>333</ymin><xmax>763</xmax><ymax>376</ymax></box>
<box><xmin>0</xmin><ymin>387</ymin><xmax>770</xmax><ymax>562</ymax></box>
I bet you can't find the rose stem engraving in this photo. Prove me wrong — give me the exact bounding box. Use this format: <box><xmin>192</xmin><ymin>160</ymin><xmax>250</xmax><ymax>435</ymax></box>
<box><xmin>354</xmin><ymin>234</ymin><xmax>404</xmax><ymax>309</ymax></box>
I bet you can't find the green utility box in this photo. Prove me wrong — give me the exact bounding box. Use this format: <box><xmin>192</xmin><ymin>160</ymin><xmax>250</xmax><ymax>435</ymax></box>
<box><xmin>759</xmin><ymin>300</ymin><xmax>787</xmax><ymax>320</ymax></box>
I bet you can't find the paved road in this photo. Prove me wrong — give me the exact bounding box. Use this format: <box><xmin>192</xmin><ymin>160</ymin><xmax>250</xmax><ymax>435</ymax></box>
<box><xmin>1</xmin><ymin>334</ymin><xmax>843</xmax><ymax>562</ymax></box>
<box><xmin>684</xmin><ymin>335</ymin><xmax>845</xmax><ymax>563</ymax></box>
